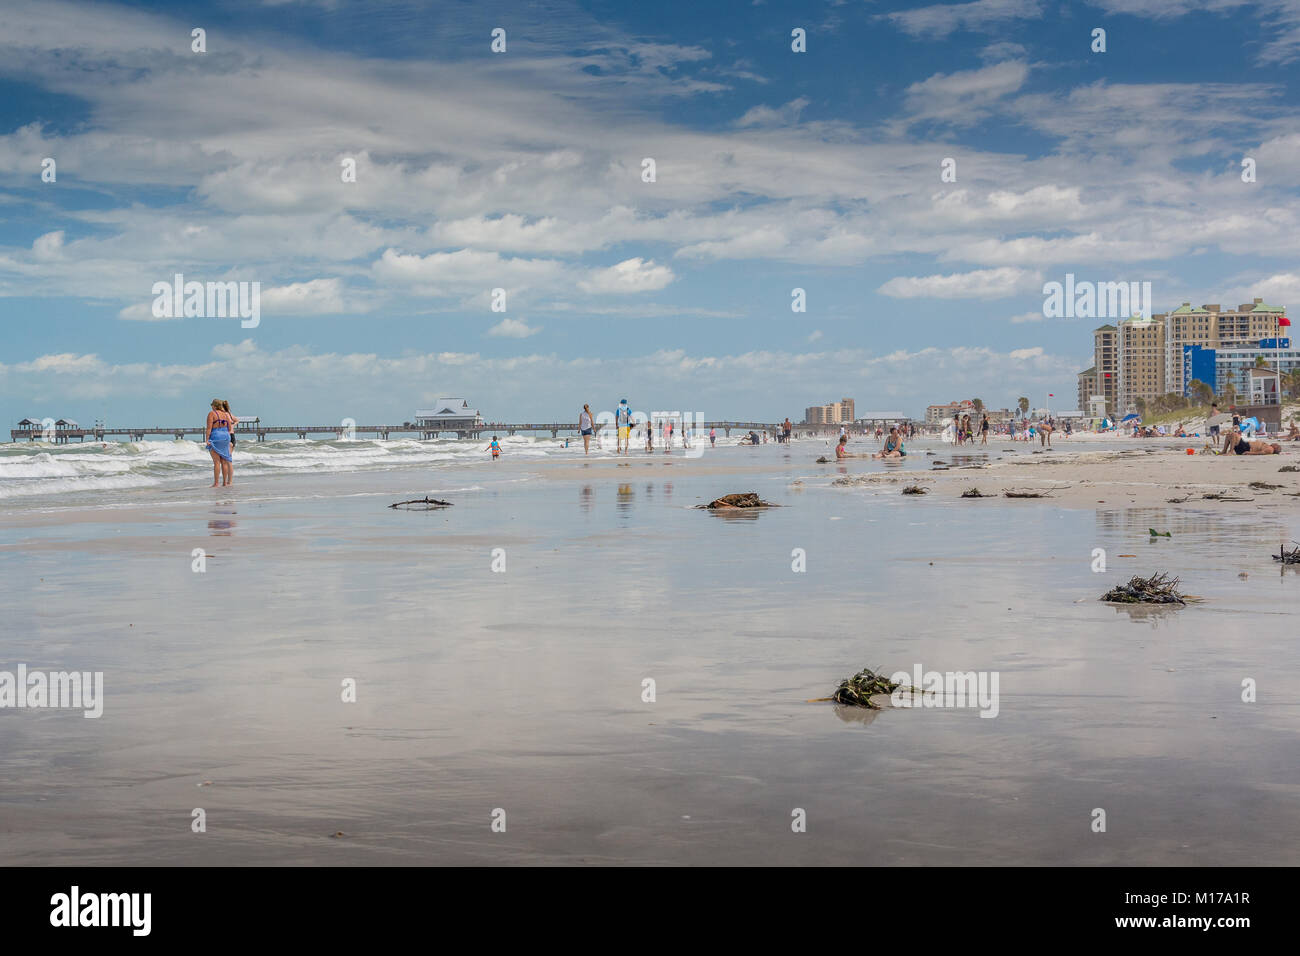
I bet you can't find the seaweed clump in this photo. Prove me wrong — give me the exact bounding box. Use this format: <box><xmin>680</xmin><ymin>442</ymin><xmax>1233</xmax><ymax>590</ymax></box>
<box><xmin>961</xmin><ymin>487</ymin><xmax>989</xmax><ymax>498</ymax></box>
<box><xmin>698</xmin><ymin>492</ymin><xmax>775</xmax><ymax>509</ymax></box>
<box><xmin>901</xmin><ymin>484</ymin><xmax>928</xmax><ymax>495</ymax></box>
<box><xmin>1100</xmin><ymin>572</ymin><xmax>1187</xmax><ymax>605</ymax></box>
<box><xmin>1274</xmin><ymin>543</ymin><xmax>1300</xmax><ymax>566</ymax></box>
<box><xmin>830</xmin><ymin>667</ymin><xmax>902</xmax><ymax>708</ymax></box>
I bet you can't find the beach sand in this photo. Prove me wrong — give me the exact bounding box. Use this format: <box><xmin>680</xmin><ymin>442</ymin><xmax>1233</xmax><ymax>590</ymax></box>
<box><xmin>1</xmin><ymin>439</ymin><xmax>1298</xmax><ymax>865</ymax></box>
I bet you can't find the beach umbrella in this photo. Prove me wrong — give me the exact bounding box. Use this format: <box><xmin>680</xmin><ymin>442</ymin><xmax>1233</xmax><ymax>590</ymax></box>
<box><xmin>1120</xmin><ymin>413</ymin><xmax>1139</xmax><ymax>422</ymax></box>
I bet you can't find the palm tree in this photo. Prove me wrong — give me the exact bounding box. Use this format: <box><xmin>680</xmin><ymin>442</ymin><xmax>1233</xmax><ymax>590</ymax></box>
<box><xmin>972</xmin><ymin>397</ymin><xmax>984</xmax><ymax>414</ymax></box>
<box><xmin>1017</xmin><ymin>396</ymin><xmax>1029</xmax><ymax>416</ymax></box>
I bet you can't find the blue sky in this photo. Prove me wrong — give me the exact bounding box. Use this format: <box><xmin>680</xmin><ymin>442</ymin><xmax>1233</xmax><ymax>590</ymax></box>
<box><xmin>2</xmin><ymin>0</ymin><xmax>1299</xmax><ymax>425</ymax></box>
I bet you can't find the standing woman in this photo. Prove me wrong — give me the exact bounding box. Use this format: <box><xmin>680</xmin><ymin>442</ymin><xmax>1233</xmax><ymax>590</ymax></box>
<box><xmin>204</xmin><ymin>398</ymin><xmax>238</xmax><ymax>487</ymax></box>
<box><xmin>578</xmin><ymin>403</ymin><xmax>594</xmax><ymax>454</ymax></box>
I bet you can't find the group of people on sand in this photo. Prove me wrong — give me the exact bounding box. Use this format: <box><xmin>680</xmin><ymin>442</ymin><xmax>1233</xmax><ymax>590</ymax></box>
<box><xmin>952</xmin><ymin>413</ymin><xmax>991</xmax><ymax>446</ymax></box>
<box><xmin>837</xmin><ymin>426</ymin><xmax>906</xmax><ymax>460</ymax></box>
<box><xmin>204</xmin><ymin>399</ymin><xmax>238</xmax><ymax>486</ymax></box>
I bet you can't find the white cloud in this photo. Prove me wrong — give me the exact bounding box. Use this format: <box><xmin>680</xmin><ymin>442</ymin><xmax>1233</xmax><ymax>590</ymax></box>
<box><xmin>32</xmin><ymin>231</ymin><xmax>65</xmax><ymax>261</ymax></box>
<box><xmin>878</xmin><ymin>267</ymin><xmax>1042</xmax><ymax>299</ymax></box>
<box><xmin>261</xmin><ymin>278</ymin><xmax>349</xmax><ymax>315</ymax></box>
<box><xmin>734</xmin><ymin>97</ymin><xmax>810</xmax><ymax>128</ymax></box>
<box><xmin>577</xmin><ymin>258</ymin><xmax>675</xmax><ymax>294</ymax></box>
<box><xmin>902</xmin><ymin>61</ymin><xmax>1030</xmax><ymax>127</ymax></box>
<box><xmin>885</xmin><ymin>0</ymin><xmax>1044</xmax><ymax>38</ymax></box>
<box><xmin>487</xmin><ymin>318</ymin><xmax>541</xmax><ymax>338</ymax></box>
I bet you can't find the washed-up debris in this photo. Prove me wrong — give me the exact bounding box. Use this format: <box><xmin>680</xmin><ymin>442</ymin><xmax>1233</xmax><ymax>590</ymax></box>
<box><xmin>1274</xmin><ymin>543</ymin><xmax>1300</xmax><ymax>565</ymax></box>
<box><xmin>698</xmin><ymin>492</ymin><xmax>775</xmax><ymax>509</ymax></box>
<box><xmin>815</xmin><ymin>456</ymin><xmax>831</xmax><ymax>463</ymax></box>
<box><xmin>1149</xmin><ymin>528</ymin><xmax>1171</xmax><ymax>537</ymax></box>
<box><xmin>1003</xmin><ymin>489</ymin><xmax>1055</xmax><ymax>498</ymax></box>
<box><xmin>810</xmin><ymin>667</ymin><xmax>906</xmax><ymax>709</ymax></box>
<box><xmin>1100</xmin><ymin>572</ymin><xmax>1188</xmax><ymax>605</ymax></box>
<box><xmin>961</xmin><ymin>487</ymin><xmax>990</xmax><ymax>498</ymax></box>
<box><xmin>1249</xmin><ymin>481</ymin><xmax>1282</xmax><ymax>490</ymax></box>
<box><xmin>1167</xmin><ymin>494</ymin><xmax>1191</xmax><ymax>503</ymax></box>
<box><xmin>1202</xmin><ymin>492</ymin><xmax>1254</xmax><ymax>501</ymax></box>
<box><xmin>901</xmin><ymin>484</ymin><xmax>928</xmax><ymax>495</ymax></box>
<box><xmin>389</xmin><ymin>497</ymin><xmax>453</xmax><ymax>510</ymax></box>
<box><xmin>1278</xmin><ymin>465</ymin><xmax>1299</xmax><ymax>473</ymax></box>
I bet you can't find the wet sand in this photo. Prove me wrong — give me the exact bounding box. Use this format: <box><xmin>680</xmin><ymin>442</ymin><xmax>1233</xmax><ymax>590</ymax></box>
<box><xmin>1</xmin><ymin>442</ymin><xmax>1298</xmax><ymax>865</ymax></box>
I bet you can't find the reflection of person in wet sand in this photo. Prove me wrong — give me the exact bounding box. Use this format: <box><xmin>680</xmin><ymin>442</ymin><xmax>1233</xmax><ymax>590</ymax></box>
<box><xmin>1220</xmin><ymin>428</ymin><xmax>1281</xmax><ymax>455</ymax></box>
<box><xmin>873</xmin><ymin>427</ymin><xmax>904</xmax><ymax>459</ymax></box>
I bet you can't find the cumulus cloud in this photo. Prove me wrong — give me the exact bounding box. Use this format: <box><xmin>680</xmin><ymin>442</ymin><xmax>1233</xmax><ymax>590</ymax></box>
<box><xmin>577</xmin><ymin>258</ymin><xmax>675</xmax><ymax>294</ymax></box>
<box><xmin>487</xmin><ymin>317</ymin><xmax>542</xmax><ymax>338</ymax></box>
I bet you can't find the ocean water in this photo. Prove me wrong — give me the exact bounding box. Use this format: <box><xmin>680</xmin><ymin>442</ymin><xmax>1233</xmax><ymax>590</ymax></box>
<box><xmin>1</xmin><ymin>440</ymin><xmax>1297</xmax><ymax>864</ymax></box>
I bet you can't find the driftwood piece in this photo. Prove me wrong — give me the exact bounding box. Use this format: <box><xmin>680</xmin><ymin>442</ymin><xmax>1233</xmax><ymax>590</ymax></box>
<box><xmin>389</xmin><ymin>497</ymin><xmax>453</xmax><ymax>510</ymax></box>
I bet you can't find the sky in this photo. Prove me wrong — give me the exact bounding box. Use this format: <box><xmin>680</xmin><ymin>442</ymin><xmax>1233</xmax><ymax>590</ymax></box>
<box><xmin>2</xmin><ymin>0</ymin><xmax>1300</xmax><ymax>426</ymax></box>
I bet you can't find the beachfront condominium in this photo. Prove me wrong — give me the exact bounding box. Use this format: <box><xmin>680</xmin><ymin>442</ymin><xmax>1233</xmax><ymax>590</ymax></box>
<box><xmin>804</xmin><ymin>398</ymin><xmax>855</xmax><ymax>424</ymax></box>
<box><xmin>1179</xmin><ymin>341</ymin><xmax>1299</xmax><ymax>404</ymax></box>
<box><xmin>1161</xmin><ymin>298</ymin><xmax>1287</xmax><ymax>394</ymax></box>
<box><xmin>1117</xmin><ymin>317</ymin><xmax>1164</xmax><ymax>414</ymax></box>
<box><xmin>1084</xmin><ymin>298</ymin><xmax>1289</xmax><ymax>414</ymax></box>
<box><xmin>1078</xmin><ymin>324</ymin><xmax>1118</xmax><ymax>417</ymax></box>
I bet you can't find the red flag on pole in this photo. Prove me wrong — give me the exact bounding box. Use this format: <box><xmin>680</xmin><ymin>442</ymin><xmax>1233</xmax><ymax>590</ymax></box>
<box><xmin>1280</xmin><ymin>317</ymin><xmax>1292</xmax><ymax>327</ymax></box>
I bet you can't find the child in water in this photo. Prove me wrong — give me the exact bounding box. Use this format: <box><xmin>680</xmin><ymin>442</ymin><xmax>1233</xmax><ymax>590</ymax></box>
<box><xmin>485</xmin><ymin>436</ymin><xmax>501</xmax><ymax>460</ymax></box>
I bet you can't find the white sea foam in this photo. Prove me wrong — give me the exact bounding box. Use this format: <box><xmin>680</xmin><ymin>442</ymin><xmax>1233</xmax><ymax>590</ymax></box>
<box><xmin>0</xmin><ymin>435</ymin><xmax>594</xmax><ymax>502</ymax></box>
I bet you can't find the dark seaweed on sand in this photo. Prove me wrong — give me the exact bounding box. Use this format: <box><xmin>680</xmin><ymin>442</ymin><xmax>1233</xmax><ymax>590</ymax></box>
<box><xmin>901</xmin><ymin>484</ymin><xmax>928</xmax><ymax>495</ymax></box>
<box><xmin>389</xmin><ymin>497</ymin><xmax>453</xmax><ymax>509</ymax></box>
<box><xmin>830</xmin><ymin>667</ymin><xmax>903</xmax><ymax>708</ymax></box>
<box><xmin>961</xmin><ymin>487</ymin><xmax>989</xmax><ymax>498</ymax></box>
<box><xmin>1100</xmin><ymin>572</ymin><xmax>1187</xmax><ymax>605</ymax></box>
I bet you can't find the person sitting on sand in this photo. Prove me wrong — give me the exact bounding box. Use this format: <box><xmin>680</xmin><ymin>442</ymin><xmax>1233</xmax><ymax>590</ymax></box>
<box><xmin>1220</xmin><ymin>428</ymin><xmax>1281</xmax><ymax>456</ymax></box>
<box><xmin>873</xmin><ymin>427</ymin><xmax>904</xmax><ymax>459</ymax></box>
<box><xmin>1284</xmin><ymin>420</ymin><xmax>1300</xmax><ymax>441</ymax></box>
<box><xmin>835</xmin><ymin>435</ymin><xmax>849</xmax><ymax>459</ymax></box>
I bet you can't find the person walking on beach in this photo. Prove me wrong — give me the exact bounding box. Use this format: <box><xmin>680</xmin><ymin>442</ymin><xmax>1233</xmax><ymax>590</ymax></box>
<box><xmin>666</xmin><ymin>419</ymin><xmax>674</xmax><ymax>452</ymax></box>
<box><xmin>578</xmin><ymin>403</ymin><xmax>595</xmax><ymax>454</ymax></box>
<box><xmin>979</xmin><ymin>413</ymin><xmax>989</xmax><ymax>445</ymax></box>
<box><xmin>204</xmin><ymin>398</ymin><xmax>238</xmax><ymax>487</ymax></box>
<box><xmin>645</xmin><ymin>420</ymin><xmax>654</xmax><ymax>453</ymax></box>
<box><xmin>485</xmin><ymin>436</ymin><xmax>501</xmax><ymax>460</ymax></box>
<box><xmin>783</xmin><ymin>417</ymin><xmax>792</xmax><ymax>443</ymax></box>
<box><xmin>616</xmin><ymin>399</ymin><xmax>632</xmax><ymax>454</ymax></box>
<box><xmin>709</xmin><ymin>427</ymin><xmax>716</xmax><ymax>447</ymax></box>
